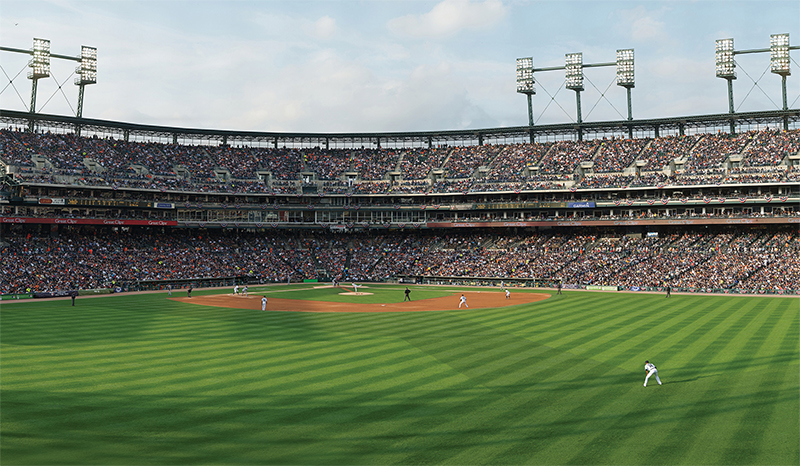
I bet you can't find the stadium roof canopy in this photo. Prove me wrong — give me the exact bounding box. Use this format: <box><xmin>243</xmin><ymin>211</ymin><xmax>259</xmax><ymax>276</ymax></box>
<box><xmin>1</xmin><ymin>108</ymin><xmax>798</xmax><ymax>149</ymax></box>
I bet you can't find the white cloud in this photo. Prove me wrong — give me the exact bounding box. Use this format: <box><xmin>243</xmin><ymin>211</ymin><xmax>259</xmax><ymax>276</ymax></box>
<box><xmin>388</xmin><ymin>0</ymin><xmax>507</xmax><ymax>39</ymax></box>
<box><xmin>620</xmin><ymin>6</ymin><xmax>668</xmax><ymax>42</ymax></box>
<box><xmin>310</xmin><ymin>16</ymin><xmax>337</xmax><ymax>40</ymax></box>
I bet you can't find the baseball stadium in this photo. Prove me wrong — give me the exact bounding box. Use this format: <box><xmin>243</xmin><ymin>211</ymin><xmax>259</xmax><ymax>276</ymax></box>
<box><xmin>1</xmin><ymin>23</ymin><xmax>799</xmax><ymax>466</ymax></box>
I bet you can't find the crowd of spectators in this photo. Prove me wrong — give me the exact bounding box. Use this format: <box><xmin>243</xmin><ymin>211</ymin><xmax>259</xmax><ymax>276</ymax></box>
<box><xmin>636</xmin><ymin>134</ymin><xmax>702</xmax><ymax>171</ymax></box>
<box><xmin>398</xmin><ymin>148</ymin><xmax>450</xmax><ymax>180</ymax></box>
<box><xmin>351</xmin><ymin>149</ymin><xmax>401</xmax><ymax>181</ymax></box>
<box><xmin>443</xmin><ymin>145</ymin><xmax>505</xmax><ymax>179</ymax></box>
<box><xmin>3</xmin><ymin>128</ymin><xmax>798</xmax><ymax>195</ymax></box>
<box><xmin>592</xmin><ymin>138</ymin><xmax>650</xmax><ymax>173</ymax></box>
<box><xmin>741</xmin><ymin>128</ymin><xmax>800</xmax><ymax>167</ymax></box>
<box><xmin>2</xmin><ymin>227</ymin><xmax>796</xmax><ymax>295</ymax></box>
<box><xmin>684</xmin><ymin>131</ymin><xmax>752</xmax><ymax>173</ymax></box>
<box><xmin>485</xmin><ymin>143</ymin><xmax>552</xmax><ymax>181</ymax></box>
<box><xmin>538</xmin><ymin>139</ymin><xmax>602</xmax><ymax>175</ymax></box>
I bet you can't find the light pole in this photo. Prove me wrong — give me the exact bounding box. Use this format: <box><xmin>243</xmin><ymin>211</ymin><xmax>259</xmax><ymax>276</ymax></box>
<box><xmin>715</xmin><ymin>38</ymin><xmax>737</xmax><ymax>115</ymax></box>
<box><xmin>770</xmin><ymin>33</ymin><xmax>790</xmax><ymax>111</ymax></box>
<box><xmin>515</xmin><ymin>48</ymin><xmax>634</xmax><ymax>137</ymax></box>
<box><xmin>516</xmin><ymin>57</ymin><xmax>535</xmax><ymax>142</ymax></box>
<box><xmin>565</xmin><ymin>52</ymin><xmax>584</xmax><ymax>125</ymax></box>
<box><xmin>75</xmin><ymin>46</ymin><xmax>97</xmax><ymax>119</ymax></box>
<box><xmin>616</xmin><ymin>49</ymin><xmax>635</xmax><ymax>138</ymax></box>
<box><xmin>1</xmin><ymin>38</ymin><xmax>96</xmax><ymax>130</ymax></box>
<box><xmin>74</xmin><ymin>46</ymin><xmax>97</xmax><ymax>135</ymax></box>
<box><xmin>716</xmin><ymin>34</ymin><xmax>799</xmax><ymax>132</ymax></box>
<box><xmin>616</xmin><ymin>49</ymin><xmax>635</xmax><ymax>120</ymax></box>
<box><xmin>27</xmin><ymin>38</ymin><xmax>50</xmax><ymax>131</ymax></box>
<box><xmin>715</xmin><ymin>38</ymin><xmax>736</xmax><ymax>134</ymax></box>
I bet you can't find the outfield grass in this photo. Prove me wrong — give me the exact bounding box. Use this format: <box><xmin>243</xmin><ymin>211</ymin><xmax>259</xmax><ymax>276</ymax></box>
<box><xmin>1</xmin><ymin>286</ymin><xmax>797</xmax><ymax>465</ymax></box>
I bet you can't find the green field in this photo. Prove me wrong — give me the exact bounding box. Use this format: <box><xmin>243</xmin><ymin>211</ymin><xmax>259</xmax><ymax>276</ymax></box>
<box><xmin>1</xmin><ymin>285</ymin><xmax>798</xmax><ymax>465</ymax></box>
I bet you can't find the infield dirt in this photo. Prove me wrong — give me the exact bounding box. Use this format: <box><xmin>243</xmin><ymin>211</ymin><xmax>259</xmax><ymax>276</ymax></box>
<box><xmin>171</xmin><ymin>290</ymin><xmax>550</xmax><ymax>313</ymax></box>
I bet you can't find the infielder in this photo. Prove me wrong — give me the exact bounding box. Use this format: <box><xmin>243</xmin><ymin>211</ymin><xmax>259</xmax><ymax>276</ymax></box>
<box><xmin>234</xmin><ymin>284</ymin><xmax>239</xmax><ymax>296</ymax></box>
<box><xmin>261</xmin><ymin>296</ymin><xmax>267</xmax><ymax>311</ymax></box>
<box><xmin>353</xmin><ymin>283</ymin><xmax>359</xmax><ymax>294</ymax></box>
<box><xmin>643</xmin><ymin>360</ymin><xmax>662</xmax><ymax>387</ymax></box>
<box><xmin>243</xmin><ymin>285</ymin><xmax>248</xmax><ymax>296</ymax></box>
<box><xmin>505</xmin><ymin>289</ymin><xmax>511</xmax><ymax>299</ymax></box>
<box><xmin>459</xmin><ymin>294</ymin><xmax>468</xmax><ymax>308</ymax></box>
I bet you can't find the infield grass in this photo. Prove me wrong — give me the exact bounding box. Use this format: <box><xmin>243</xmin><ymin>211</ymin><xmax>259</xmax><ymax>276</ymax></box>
<box><xmin>1</xmin><ymin>285</ymin><xmax>798</xmax><ymax>465</ymax></box>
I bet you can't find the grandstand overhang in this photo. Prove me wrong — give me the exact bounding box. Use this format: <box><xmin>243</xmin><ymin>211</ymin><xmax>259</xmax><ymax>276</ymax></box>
<box><xmin>1</xmin><ymin>108</ymin><xmax>799</xmax><ymax>148</ymax></box>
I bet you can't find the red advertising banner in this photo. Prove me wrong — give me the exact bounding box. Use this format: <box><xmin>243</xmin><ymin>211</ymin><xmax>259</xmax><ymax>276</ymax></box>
<box><xmin>426</xmin><ymin>217</ymin><xmax>799</xmax><ymax>228</ymax></box>
<box><xmin>0</xmin><ymin>217</ymin><xmax>177</xmax><ymax>226</ymax></box>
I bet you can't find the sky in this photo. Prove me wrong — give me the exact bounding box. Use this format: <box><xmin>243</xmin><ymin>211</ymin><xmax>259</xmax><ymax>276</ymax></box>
<box><xmin>0</xmin><ymin>0</ymin><xmax>798</xmax><ymax>134</ymax></box>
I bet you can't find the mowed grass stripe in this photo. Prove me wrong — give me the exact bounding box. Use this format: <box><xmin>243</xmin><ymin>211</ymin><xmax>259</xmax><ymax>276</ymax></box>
<box><xmin>656</xmin><ymin>297</ymin><xmax>756</xmax><ymax>377</ymax></box>
<box><xmin>231</xmin><ymin>314</ymin><xmax>568</xmax><ymax>462</ymax></box>
<box><xmin>750</xmin><ymin>298</ymin><xmax>799</xmax><ymax>361</ymax></box>
<box><xmin>735</xmin><ymin>304</ymin><xmax>799</xmax><ymax>465</ymax></box>
<box><xmin>5</xmin><ymin>338</ymin><xmax>267</xmax><ymax>391</ymax></box>
<box><xmin>473</xmin><ymin>293</ymin><xmax>617</xmax><ymax>341</ymax></box>
<box><xmin>448</xmin><ymin>358</ymin><xmax>639</xmax><ymax>464</ymax></box>
<box><xmin>2</xmin><ymin>288</ymin><xmax>797</xmax><ymax>465</ymax></box>
<box><xmin>643</xmin><ymin>297</ymin><xmax>783</xmax><ymax>463</ymax></box>
<box><xmin>667</xmin><ymin>298</ymin><xmax>793</xmax><ymax>464</ymax></box>
<box><xmin>721</xmin><ymin>356</ymin><xmax>797</xmax><ymax>464</ymax></box>
<box><xmin>557</xmin><ymin>296</ymin><xmax>796</xmax><ymax>465</ymax></box>
<box><xmin>537</xmin><ymin>295</ymin><xmax>677</xmax><ymax>348</ymax></box>
<box><xmin>250</xmin><ymin>365</ymin><xmax>500</xmax><ymax>463</ymax></box>
<box><xmin>461</xmin><ymin>370</ymin><xmax>637</xmax><ymax>465</ymax></box>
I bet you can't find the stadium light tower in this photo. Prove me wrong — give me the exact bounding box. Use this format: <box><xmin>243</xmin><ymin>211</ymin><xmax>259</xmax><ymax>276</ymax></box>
<box><xmin>716</xmin><ymin>34</ymin><xmax>799</xmax><ymax>131</ymax></box>
<box><xmin>715</xmin><ymin>38</ymin><xmax>736</xmax><ymax>115</ymax></box>
<box><xmin>1</xmin><ymin>38</ymin><xmax>96</xmax><ymax>130</ymax></box>
<box><xmin>516</xmin><ymin>57</ymin><xmax>535</xmax><ymax>127</ymax></box>
<box><xmin>770</xmin><ymin>33</ymin><xmax>790</xmax><ymax>110</ymax></box>
<box><xmin>616</xmin><ymin>49</ymin><xmax>635</xmax><ymax>121</ymax></box>
<box><xmin>27</xmin><ymin>38</ymin><xmax>51</xmax><ymax>117</ymax></box>
<box><xmin>75</xmin><ymin>46</ymin><xmax>97</xmax><ymax>119</ymax></box>
<box><xmin>565</xmin><ymin>53</ymin><xmax>584</xmax><ymax>123</ymax></box>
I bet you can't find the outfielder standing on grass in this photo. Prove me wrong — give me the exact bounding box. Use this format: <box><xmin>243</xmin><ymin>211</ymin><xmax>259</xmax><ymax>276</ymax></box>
<box><xmin>644</xmin><ymin>360</ymin><xmax>662</xmax><ymax>387</ymax></box>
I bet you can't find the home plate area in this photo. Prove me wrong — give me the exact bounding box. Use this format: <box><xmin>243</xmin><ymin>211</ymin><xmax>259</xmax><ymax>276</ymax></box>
<box><xmin>172</xmin><ymin>290</ymin><xmax>550</xmax><ymax>313</ymax></box>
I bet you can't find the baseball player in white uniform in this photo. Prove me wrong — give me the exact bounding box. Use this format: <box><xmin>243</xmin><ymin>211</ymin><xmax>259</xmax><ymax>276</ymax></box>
<box><xmin>643</xmin><ymin>360</ymin><xmax>662</xmax><ymax>387</ymax></box>
<box><xmin>233</xmin><ymin>285</ymin><xmax>239</xmax><ymax>296</ymax></box>
<box><xmin>353</xmin><ymin>283</ymin><xmax>359</xmax><ymax>294</ymax></box>
<box><xmin>261</xmin><ymin>296</ymin><xmax>267</xmax><ymax>311</ymax></box>
<box><xmin>505</xmin><ymin>289</ymin><xmax>511</xmax><ymax>299</ymax></box>
<box><xmin>459</xmin><ymin>294</ymin><xmax>468</xmax><ymax>308</ymax></box>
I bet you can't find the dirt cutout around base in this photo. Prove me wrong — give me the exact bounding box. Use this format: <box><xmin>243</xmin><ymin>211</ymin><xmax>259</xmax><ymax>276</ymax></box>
<box><xmin>171</xmin><ymin>290</ymin><xmax>550</xmax><ymax>313</ymax></box>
